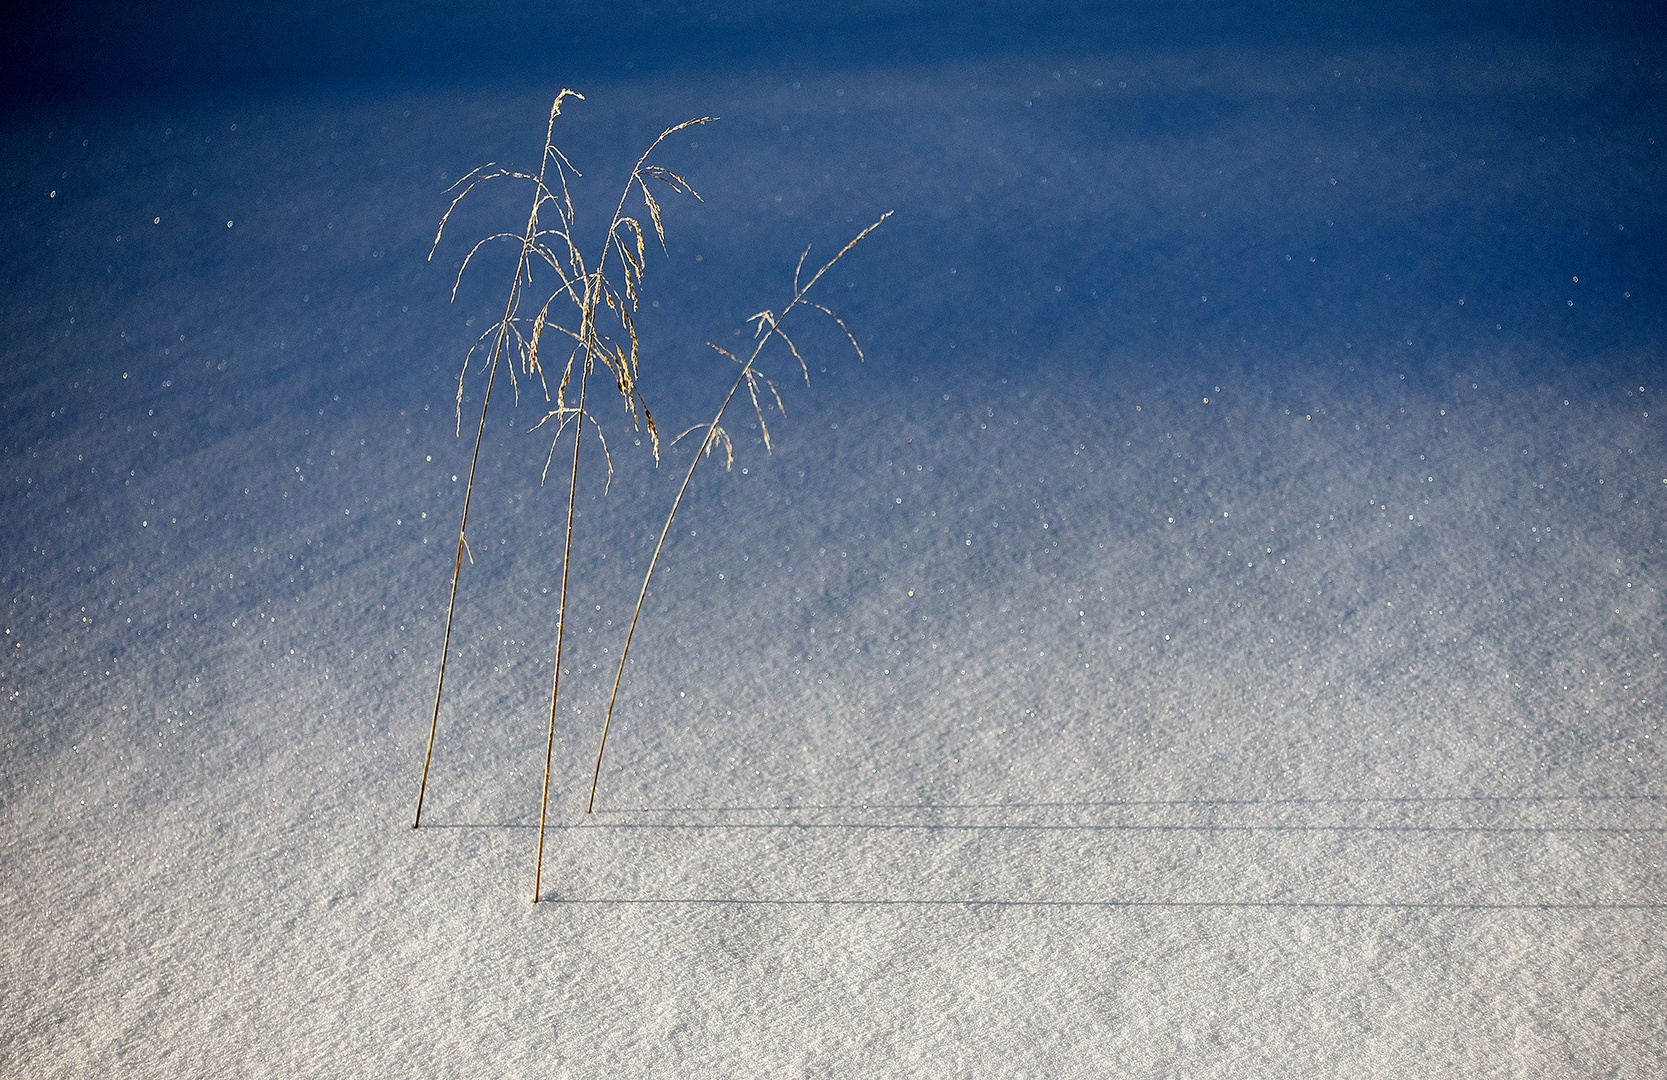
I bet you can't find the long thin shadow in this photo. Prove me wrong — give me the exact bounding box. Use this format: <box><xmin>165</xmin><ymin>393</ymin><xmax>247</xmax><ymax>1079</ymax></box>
<box><xmin>537</xmin><ymin>898</ymin><xmax>1667</xmax><ymax>911</ymax></box>
<box><xmin>416</xmin><ymin>794</ymin><xmax>1665</xmax><ymax>833</ymax></box>
<box><xmin>578</xmin><ymin>823</ymin><xmax>1666</xmax><ymax>834</ymax></box>
<box><xmin>416</xmin><ymin>822</ymin><xmax>1666</xmax><ymax>834</ymax></box>
<box><xmin>598</xmin><ymin>795</ymin><xmax>1664</xmax><ymax>813</ymax></box>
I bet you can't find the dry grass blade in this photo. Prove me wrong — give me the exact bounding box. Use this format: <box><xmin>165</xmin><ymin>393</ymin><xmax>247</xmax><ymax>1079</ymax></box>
<box><xmin>450</xmin><ymin>231</ymin><xmax>524</xmax><ymax>301</ymax></box>
<box><xmin>587</xmin><ymin>213</ymin><xmax>891</xmax><ymax>814</ymax></box>
<box><xmin>641</xmin><ymin>186</ymin><xmax>666</xmax><ymax>248</ymax></box>
<box><xmin>776</xmin><ymin>325</ymin><xmax>810</xmax><ymax>384</ymax></box>
<box><xmin>793</xmin><ymin>244</ymin><xmax>810</xmax><ymax>294</ymax></box>
<box><xmin>524</xmin><ymin>105</ymin><xmax>714</xmax><ymax>899</ymax></box>
<box><xmin>415</xmin><ymin>90</ymin><xmax>591</xmax><ymax>833</ymax></box>
<box><xmin>532</xmin><ymin>363</ymin><xmax>588</xmax><ymax>903</ymax></box>
<box><xmin>807</xmin><ymin>302</ymin><xmax>865</xmax><ymax>361</ymax></box>
<box><xmin>416</xmin><ymin>95</ymin><xmax>884</xmax><ymax>906</ymax></box>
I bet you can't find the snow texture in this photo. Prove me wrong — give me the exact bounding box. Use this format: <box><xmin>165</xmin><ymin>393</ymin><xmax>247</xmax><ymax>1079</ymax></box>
<box><xmin>4</xmin><ymin>6</ymin><xmax>1665</xmax><ymax>1076</ymax></box>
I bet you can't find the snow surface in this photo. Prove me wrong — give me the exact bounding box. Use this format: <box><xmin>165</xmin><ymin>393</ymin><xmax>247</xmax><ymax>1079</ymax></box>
<box><xmin>4</xmin><ymin>12</ymin><xmax>1666</xmax><ymax>1077</ymax></box>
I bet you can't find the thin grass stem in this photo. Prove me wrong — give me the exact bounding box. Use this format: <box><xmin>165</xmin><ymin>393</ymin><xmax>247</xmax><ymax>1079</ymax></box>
<box><xmin>587</xmin><ymin>213</ymin><xmax>890</xmax><ymax>813</ymax></box>
<box><xmin>533</xmin><ymin>363</ymin><xmax>589</xmax><ymax>902</ymax></box>
<box><xmin>412</xmin><ymin>336</ymin><xmax>504</xmax><ymax>829</ymax></box>
<box><xmin>414</xmin><ymin>96</ymin><xmax>571</xmax><ymax>830</ymax></box>
<box><xmin>587</xmin><ymin>378</ymin><xmax>737</xmax><ymax>814</ymax></box>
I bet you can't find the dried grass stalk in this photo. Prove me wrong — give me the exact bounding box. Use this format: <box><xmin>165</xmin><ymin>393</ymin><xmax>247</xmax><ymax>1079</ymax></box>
<box><xmin>586</xmin><ymin>213</ymin><xmax>891</xmax><ymax>814</ymax></box>
<box><xmin>413</xmin><ymin>94</ymin><xmax>886</xmax><ymax>903</ymax></box>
